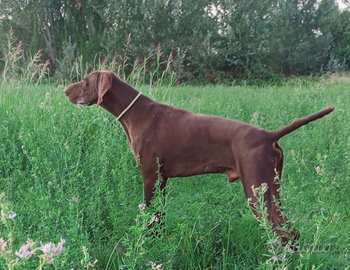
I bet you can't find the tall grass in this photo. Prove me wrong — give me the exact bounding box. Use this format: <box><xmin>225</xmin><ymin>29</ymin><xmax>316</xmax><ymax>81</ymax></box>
<box><xmin>0</xmin><ymin>75</ymin><xmax>349</xmax><ymax>269</ymax></box>
<box><xmin>1</xmin><ymin>28</ymin><xmax>50</xmax><ymax>85</ymax></box>
<box><xmin>2</xmin><ymin>29</ymin><xmax>175</xmax><ymax>87</ymax></box>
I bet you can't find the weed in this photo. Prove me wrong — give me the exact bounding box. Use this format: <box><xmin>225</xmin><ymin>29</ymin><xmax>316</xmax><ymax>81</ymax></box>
<box><xmin>1</xmin><ymin>28</ymin><xmax>50</xmax><ymax>84</ymax></box>
<box><xmin>0</xmin><ymin>74</ymin><xmax>348</xmax><ymax>268</ymax></box>
<box><xmin>118</xmin><ymin>159</ymin><xmax>178</xmax><ymax>269</ymax></box>
<box><xmin>249</xmin><ymin>184</ymin><xmax>295</xmax><ymax>269</ymax></box>
<box><xmin>0</xmin><ymin>192</ymin><xmax>67</xmax><ymax>269</ymax></box>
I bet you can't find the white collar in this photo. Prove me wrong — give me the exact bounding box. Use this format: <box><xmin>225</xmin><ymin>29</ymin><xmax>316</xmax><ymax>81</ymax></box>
<box><xmin>116</xmin><ymin>92</ymin><xmax>142</xmax><ymax>121</ymax></box>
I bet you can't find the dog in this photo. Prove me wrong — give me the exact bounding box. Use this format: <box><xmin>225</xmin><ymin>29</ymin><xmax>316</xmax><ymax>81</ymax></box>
<box><xmin>65</xmin><ymin>71</ymin><xmax>334</xmax><ymax>245</ymax></box>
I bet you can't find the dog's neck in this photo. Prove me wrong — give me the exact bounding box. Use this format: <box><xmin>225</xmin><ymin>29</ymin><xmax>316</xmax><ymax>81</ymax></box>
<box><xmin>100</xmin><ymin>80</ymin><xmax>153</xmax><ymax>128</ymax></box>
<box><xmin>100</xmin><ymin>79</ymin><xmax>139</xmax><ymax>115</ymax></box>
<box><xmin>116</xmin><ymin>92</ymin><xmax>142</xmax><ymax>121</ymax></box>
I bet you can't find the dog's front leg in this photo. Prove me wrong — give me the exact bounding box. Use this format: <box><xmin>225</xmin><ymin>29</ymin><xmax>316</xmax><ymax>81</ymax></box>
<box><xmin>142</xmin><ymin>174</ymin><xmax>167</xmax><ymax>235</ymax></box>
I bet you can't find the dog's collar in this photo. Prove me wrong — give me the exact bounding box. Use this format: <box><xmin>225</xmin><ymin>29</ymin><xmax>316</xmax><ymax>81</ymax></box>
<box><xmin>116</xmin><ymin>92</ymin><xmax>142</xmax><ymax>121</ymax></box>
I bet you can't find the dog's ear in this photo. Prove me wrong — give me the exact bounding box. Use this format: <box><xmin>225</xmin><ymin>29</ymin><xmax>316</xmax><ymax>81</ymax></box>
<box><xmin>96</xmin><ymin>72</ymin><xmax>112</xmax><ymax>107</ymax></box>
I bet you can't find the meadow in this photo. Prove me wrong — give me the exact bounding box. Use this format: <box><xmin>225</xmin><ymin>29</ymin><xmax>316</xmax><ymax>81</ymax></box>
<box><xmin>0</xmin><ymin>76</ymin><xmax>349</xmax><ymax>269</ymax></box>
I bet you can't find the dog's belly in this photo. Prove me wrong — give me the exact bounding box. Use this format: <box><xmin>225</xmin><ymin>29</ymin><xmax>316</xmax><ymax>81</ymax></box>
<box><xmin>161</xmin><ymin>157</ymin><xmax>239</xmax><ymax>180</ymax></box>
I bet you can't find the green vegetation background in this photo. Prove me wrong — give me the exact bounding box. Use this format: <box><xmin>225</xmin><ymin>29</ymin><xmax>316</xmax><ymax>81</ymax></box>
<box><xmin>0</xmin><ymin>77</ymin><xmax>349</xmax><ymax>269</ymax></box>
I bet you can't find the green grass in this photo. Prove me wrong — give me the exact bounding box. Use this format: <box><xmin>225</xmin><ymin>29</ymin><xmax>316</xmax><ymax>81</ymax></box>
<box><xmin>0</xmin><ymin>79</ymin><xmax>349</xmax><ymax>269</ymax></box>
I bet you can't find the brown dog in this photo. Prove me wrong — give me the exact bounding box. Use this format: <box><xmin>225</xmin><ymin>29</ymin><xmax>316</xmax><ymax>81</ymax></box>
<box><xmin>65</xmin><ymin>71</ymin><xmax>334</xmax><ymax>244</ymax></box>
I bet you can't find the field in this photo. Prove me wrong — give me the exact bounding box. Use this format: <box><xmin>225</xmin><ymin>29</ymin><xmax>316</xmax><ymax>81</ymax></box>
<box><xmin>0</xmin><ymin>78</ymin><xmax>349</xmax><ymax>269</ymax></box>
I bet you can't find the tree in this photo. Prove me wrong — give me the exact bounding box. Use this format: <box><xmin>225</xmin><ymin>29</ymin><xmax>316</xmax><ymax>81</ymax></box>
<box><xmin>317</xmin><ymin>0</ymin><xmax>350</xmax><ymax>71</ymax></box>
<box><xmin>1</xmin><ymin>0</ymin><xmax>350</xmax><ymax>83</ymax></box>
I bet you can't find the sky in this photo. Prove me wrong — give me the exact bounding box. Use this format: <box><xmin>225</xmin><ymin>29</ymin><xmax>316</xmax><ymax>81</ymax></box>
<box><xmin>337</xmin><ymin>0</ymin><xmax>348</xmax><ymax>10</ymax></box>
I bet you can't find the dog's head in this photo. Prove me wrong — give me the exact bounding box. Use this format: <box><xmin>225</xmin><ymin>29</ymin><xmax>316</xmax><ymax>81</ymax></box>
<box><xmin>64</xmin><ymin>71</ymin><xmax>113</xmax><ymax>107</ymax></box>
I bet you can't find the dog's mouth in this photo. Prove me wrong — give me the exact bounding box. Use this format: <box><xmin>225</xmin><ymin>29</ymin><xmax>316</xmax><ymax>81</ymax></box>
<box><xmin>76</xmin><ymin>100</ymin><xmax>90</xmax><ymax>106</ymax></box>
<box><xmin>66</xmin><ymin>96</ymin><xmax>88</xmax><ymax>106</ymax></box>
<box><xmin>68</xmin><ymin>96</ymin><xmax>91</xmax><ymax>106</ymax></box>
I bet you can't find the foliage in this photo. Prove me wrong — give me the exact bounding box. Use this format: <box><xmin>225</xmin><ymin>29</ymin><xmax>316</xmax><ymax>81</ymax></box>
<box><xmin>1</xmin><ymin>0</ymin><xmax>350</xmax><ymax>84</ymax></box>
<box><xmin>1</xmin><ymin>28</ymin><xmax>50</xmax><ymax>84</ymax></box>
<box><xmin>0</xmin><ymin>75</ymin><xmax>349</xmax><ymax>268</ymax></box>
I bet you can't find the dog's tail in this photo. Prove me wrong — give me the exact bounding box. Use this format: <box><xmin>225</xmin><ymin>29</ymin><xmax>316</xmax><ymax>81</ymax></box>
<box><xmin>270</xmin><ymin>107</ymin><xmax>334</xmax><ymax>142</ymax></box>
